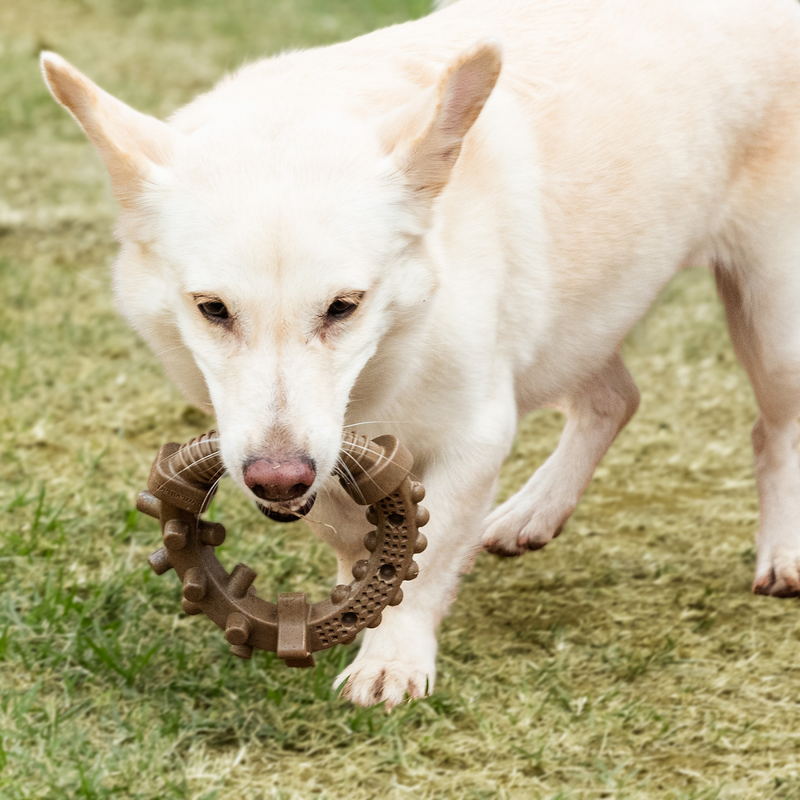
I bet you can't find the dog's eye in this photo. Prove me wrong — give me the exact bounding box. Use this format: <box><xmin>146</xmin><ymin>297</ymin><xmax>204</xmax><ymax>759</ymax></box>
<box><xmin>198</xmin><ymin>300</ymin><xmax>229</xmax><ymax>323</ymax></box>
<box><xmin>326</xmin><ymin>298</ymin><xmax>358</xmax><ymax>320</ymax></box>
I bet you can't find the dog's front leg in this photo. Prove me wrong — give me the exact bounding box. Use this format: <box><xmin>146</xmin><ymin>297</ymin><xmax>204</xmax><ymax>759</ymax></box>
<box><xmin>483</xmin><ymin>354</ymin><xmax>640</xmax><ymax>555</ymax></box>
<box><xmin>332</xmin><ymin>437</ymin><xmax>508</xmax><ymax>709</ymax></box>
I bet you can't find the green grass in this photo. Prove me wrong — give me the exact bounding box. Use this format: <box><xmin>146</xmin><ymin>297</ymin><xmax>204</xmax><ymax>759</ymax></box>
<box><xmin>3</xmin><ymin>0</ymin><xmax>800</xmax><ymax>797</ymax></box>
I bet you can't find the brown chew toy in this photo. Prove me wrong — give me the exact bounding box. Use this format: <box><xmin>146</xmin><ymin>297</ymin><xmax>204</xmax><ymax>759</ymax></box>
<box><xmin>137</xmin><ymin>431</ymin><xmax>428</xmax><ymax>667</ymax></box>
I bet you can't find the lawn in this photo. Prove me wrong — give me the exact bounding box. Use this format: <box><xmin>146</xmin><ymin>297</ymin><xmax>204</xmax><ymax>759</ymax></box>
<box><xmin>2</xmin><ymin>1</ymin><xmax>800</xmax><ymax>798</ymax></box>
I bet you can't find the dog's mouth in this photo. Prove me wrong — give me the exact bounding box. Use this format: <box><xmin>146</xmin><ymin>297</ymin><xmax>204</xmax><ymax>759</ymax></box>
<box><xmin>255</xmin><ymin>494</ymin><xmax>316</xmax><ymax>523</ymax></box>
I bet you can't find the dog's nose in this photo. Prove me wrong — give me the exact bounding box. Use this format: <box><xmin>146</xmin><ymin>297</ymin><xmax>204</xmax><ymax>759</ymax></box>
<box><xmin>243</xmin><ymin>456</ymin><xmax>316</xmax><ymax>502</ymax></box>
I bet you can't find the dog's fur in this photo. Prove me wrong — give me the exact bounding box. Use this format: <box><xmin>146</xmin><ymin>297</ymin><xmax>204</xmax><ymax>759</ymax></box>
<box><xmin>42</xmin><ymin>0</ymin><xmax>800</xmax><ymax>707</ymax></box>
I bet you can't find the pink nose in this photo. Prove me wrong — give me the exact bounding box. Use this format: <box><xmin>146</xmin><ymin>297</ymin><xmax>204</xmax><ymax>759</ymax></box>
<box><xmin>243</xmin><ymin>456</ymin><xmax>316</xmax><ymax>503</ymax></box>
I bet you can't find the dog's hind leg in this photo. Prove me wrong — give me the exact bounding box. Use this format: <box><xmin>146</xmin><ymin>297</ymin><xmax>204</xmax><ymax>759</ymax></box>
<box><xmin>483</xmin><ymin>353</ymin><xmax>639</xmax><ymax>556</ymax></box>
<box><xmin>715</xmin><ymin>236</ymin><xmax>800</xmax><ymax>597</ymax></box>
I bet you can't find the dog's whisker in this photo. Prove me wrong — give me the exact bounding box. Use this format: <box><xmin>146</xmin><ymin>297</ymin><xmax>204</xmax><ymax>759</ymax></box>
<box><xmin>336</xmin><ymin>456</ymin><xmax>372</xmax><ymax>506</ymax></box>
<box><xmin>342</xmin><ymin>420</ymin><xmax>408</xmax><ymax>428</ymax></box>
<box><xmin>302</xmin><ymin>517</ymin><xmax>338</xmax><ymax>535</ymax></box>
<box><xmin>195</xmin><ymin>466</ymin><xmax>227</xmax><ymax>525</ymax></box>
<box><xmin>335</xmin><ymin>455</ymin><xmax>367</xmax><ymax>505</ymax></box>
<box><xmin>164</xmin><ymin>435</ymin><xmax>221</xmax><ymax>452</ymax></box>
<box><xmin>161</xmin><ymin>447</ymin><xmax>224</xmax><ymax>484</ymax></box>
<box><xmin>152</xmin><ymin>342</ymin><xmax>189</xmax><ymax>358</ymax></box>
<box><xmin>341</xmin><ymin>440</ymin><xmax>422</xmax><ymax>486</ymax></box>
<box><xmin>164</xmin><ymin>447</ymin><xmax>222</xmax><ymax>471</ymax></box>
<box><xmin>302</xmin><ymin>486</ymin><xmax>339</xmax><ymax>537</ymax></box>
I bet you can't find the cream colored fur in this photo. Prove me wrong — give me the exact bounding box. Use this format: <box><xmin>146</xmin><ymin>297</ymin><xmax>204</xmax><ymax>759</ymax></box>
<box><xmin>42</xmin><ymin>0</ymin><xmax>800</xmax><ymax>708</ymax></box>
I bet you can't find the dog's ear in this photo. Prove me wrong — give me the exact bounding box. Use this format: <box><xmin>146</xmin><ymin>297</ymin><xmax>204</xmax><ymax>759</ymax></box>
<box><xmin>41</xmin><ymin>52</ymin><xmax>176</xmax><ymax>209</ymax></box>
<box><xmin>394</xmin><ymin>40</ymin><xmax>502</xmax><ymax>203</ymax></box>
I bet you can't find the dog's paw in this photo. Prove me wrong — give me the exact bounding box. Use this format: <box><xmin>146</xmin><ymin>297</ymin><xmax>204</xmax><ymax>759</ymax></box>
<box><xmin>753</xmin><ymin>544</ymin><xmax>800</xmax><ymax>597</ymax></box>
<box><xmin>334</xmin><ymin>656</ymin><xmax>433</xmax><ymax>709</ymax></box>
<box><xmin>482</xmin><ymin>491</ymin><xmax>570</xmax><ymax>557</ymax></box>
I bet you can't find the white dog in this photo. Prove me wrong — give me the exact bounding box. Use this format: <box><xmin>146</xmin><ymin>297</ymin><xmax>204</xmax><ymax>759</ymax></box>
<box><xmin>42</xmin><ymin>0</ymin><xmax>800</xmax><ymax>708</ymax></box>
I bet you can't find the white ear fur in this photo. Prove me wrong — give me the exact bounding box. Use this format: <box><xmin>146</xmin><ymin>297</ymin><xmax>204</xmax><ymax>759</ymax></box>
<box><xmin>396</xmin><ymin>40</ymin><xmax>502</xmax><ymax>202</ymax></box>
<box><xmin>40</xmin><ymin>52</ymin><xmax>177</xmax><ymax>208</ymax></box>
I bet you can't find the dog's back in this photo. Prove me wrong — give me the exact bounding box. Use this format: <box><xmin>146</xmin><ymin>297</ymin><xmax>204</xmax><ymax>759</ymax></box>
<box><xmin>170</xmin><ymin>0</ymin><xmax>800</xmax><ymax>352</ymax></box>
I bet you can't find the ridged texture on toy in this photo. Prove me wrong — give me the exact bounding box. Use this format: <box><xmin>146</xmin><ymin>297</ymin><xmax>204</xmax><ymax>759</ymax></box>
<box><xmin>171</xmin><ymin>430</ymin><xmax>224</xmax><ymax>484</ymax></box>
<box><xmin>337</xmin><ymin>432</ymin><xmax>414</xmax><ymax>505</ymax></box>
<box><xmin>147</xmin><ymin>431</ymin><xmax>224</xmax><ymax>513</ymax></box>
<box><xmin>310</xmin><ymin>477</ymin><xmax>425</xmax><ymax>649</ymax></box>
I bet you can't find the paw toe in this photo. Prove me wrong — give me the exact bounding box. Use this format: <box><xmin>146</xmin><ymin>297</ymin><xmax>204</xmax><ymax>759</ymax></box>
<box><xmin>482</xmin><ymin>501</ymin><xmax>568</xmax><ymax>557</ymax></box>
<box><xmin>335</xmin><ymin>658</ymin><xmax>432</xmax><ymax>709</ymax></box>
<box><xmin>484</xmin><ymin>539</ymin><xmax>525</xmax><ymax>557</ymax></box>
<box><xmin>753</xmin><ymin>559</ymin><xmax>800</xmax><ymax>598</ymax></box>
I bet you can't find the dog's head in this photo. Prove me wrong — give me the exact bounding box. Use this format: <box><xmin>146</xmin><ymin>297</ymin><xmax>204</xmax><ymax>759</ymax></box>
<box><xmin>41</xmin><ymin>42</ymin><xmax>501</xmax><ymax>519</ymax></box>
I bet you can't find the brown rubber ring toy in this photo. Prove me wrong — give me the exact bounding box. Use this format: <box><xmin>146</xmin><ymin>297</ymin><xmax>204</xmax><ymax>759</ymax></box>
<box><xmin>136</xmin><ymin>431</ymin><xmax>429</xmax><ymax>668</ymax></box>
